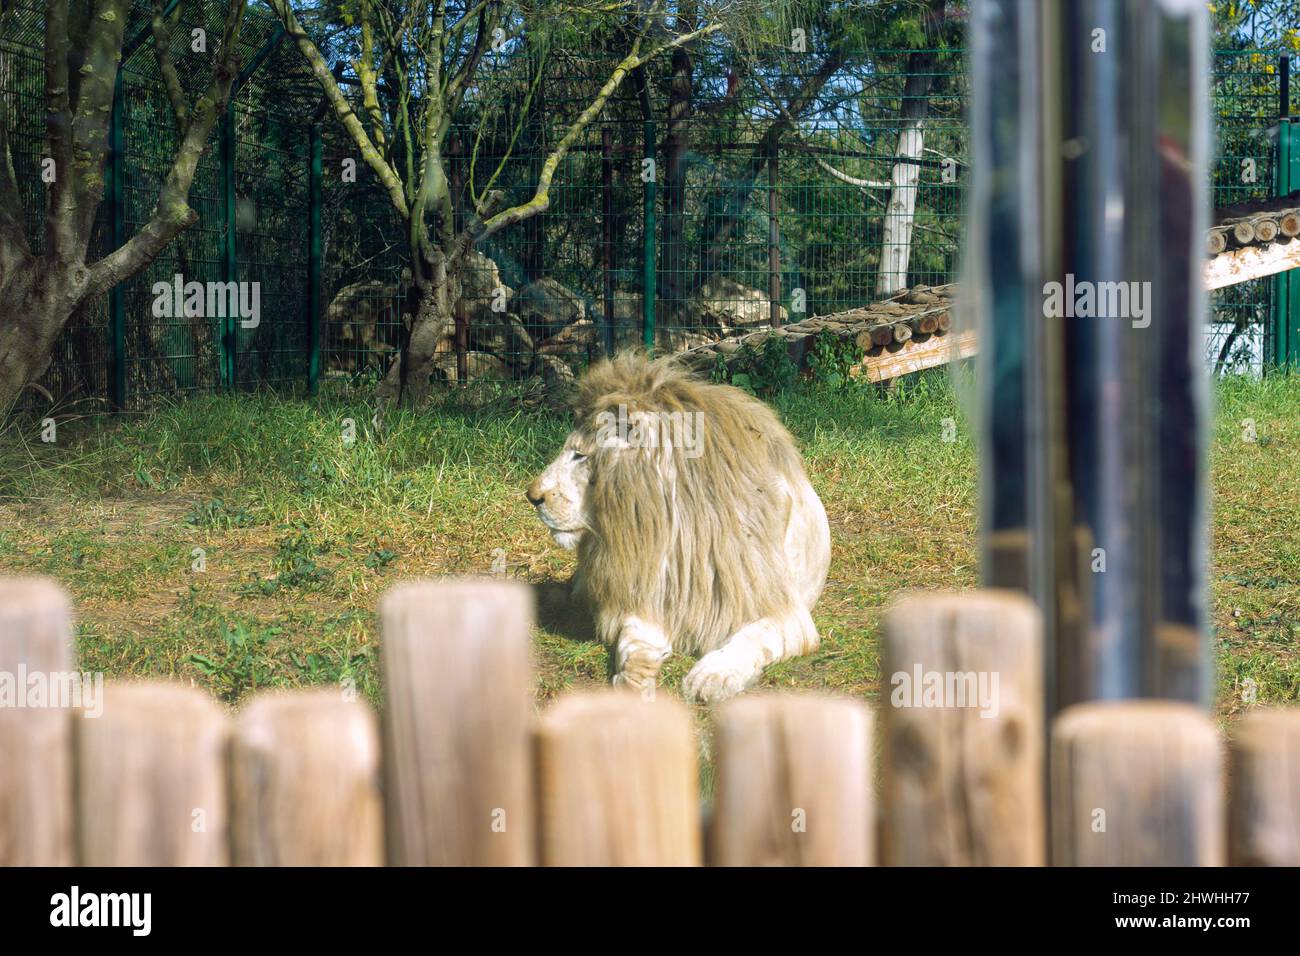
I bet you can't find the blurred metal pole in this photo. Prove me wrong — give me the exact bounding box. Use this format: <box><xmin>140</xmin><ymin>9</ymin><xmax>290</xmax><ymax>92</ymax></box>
<box><xmin>970</xmin><ymin>0</ymin><xmax>1211</xmax><ymax>715</ymax></box>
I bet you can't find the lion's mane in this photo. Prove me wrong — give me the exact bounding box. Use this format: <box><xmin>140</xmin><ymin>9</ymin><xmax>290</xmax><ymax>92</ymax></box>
<box><xmin>571</xmin><ymin>352</ymin><xmax>811</xmax><ymax>655</ymax></box>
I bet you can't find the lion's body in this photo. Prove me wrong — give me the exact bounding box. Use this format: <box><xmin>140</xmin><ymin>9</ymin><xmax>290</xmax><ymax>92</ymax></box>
<box><xmin>527</xmin><ymin>352</ymin><xmax>831</xmax><ymax>703</ymax></box>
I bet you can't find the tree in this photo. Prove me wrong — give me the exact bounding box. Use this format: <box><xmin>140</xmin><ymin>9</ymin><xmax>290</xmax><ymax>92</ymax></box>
<box><xmin>875</xmin><ymin>0</ymin><xmax>946</xmax><ymax>297</ymax></box>
<box><xmin>0</xmin><ymin>0</ymin><xmax>250</xmax><ymax>413</ymax></box>
<box><xmin>656</xmin><ymin>0</ymin><xmax>697</xmax><ymax>317</ymax></box>
<box><xmin>268</xmin><ymin>0</ymin><xmax>769</xmax><ymax>406</ymax></box>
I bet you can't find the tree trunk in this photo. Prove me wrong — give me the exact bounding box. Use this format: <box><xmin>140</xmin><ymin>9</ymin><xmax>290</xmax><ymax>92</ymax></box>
<box><xmin>376</xmin><ymin>248</ymin><xmax>461</xmax><ymax>407</ymax></box>
<box><xmin>875</xmin><ymin>48</ymin><xmax>939</xmax><ymax>297</ymax></box>
<box><xmin>69</xmin><ymin>300</ymin><xmax>110</xmax><ymax>400</ymax></box>
<box><xmin>0</xmin><ymin>264</ymin><xmax>83</xmax><ymax>411</ymax></box>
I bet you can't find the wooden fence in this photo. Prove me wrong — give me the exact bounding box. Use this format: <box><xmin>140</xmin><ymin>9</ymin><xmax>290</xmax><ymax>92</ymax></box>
<box><xmin>0</xmin><ymin>576</ymin><xmax>1296</xmax><ymax>866</ymax></box>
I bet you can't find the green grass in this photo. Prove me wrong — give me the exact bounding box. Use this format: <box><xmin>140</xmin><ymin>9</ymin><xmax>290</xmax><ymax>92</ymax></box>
<box><xmin>0</xmin><ymin>370</ymin><xmax>1297</xmax><ymax>726</ymax></box>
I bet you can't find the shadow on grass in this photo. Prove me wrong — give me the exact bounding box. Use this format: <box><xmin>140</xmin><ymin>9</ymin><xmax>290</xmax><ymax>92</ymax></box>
<box><xmin>531</xmin><ymin>577</ymin><xmax>599</xmax><ymax>646</ymax></box>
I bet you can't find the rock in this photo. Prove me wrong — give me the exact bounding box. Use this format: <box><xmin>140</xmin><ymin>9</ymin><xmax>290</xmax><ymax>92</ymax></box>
<box><xmin>514</xmin><ymin>277</ymin><xmax>586</xmax><ymax>339</ymax></box>
<box><xmin>612</xmin><ymin>292</ymin><xmax>645</xmax><ymax>348</ymax></box>
<box><xmin>656</xmin><ymin>327</ymin><xmax>720</xmax><ymax>352</ymax></box>
<box><xmin>536</xmin><ymin>319</ymin><xmax>599</xmax><ymax>356</ymax></box>
<box><xmin>324</xmin><ymin>278</ymin><xmax>404</xmax><ymax>368</ymax></box>
<box><xmin>459</xmin><ymin>250</ymin><xmax>508</xmax><ymax>305</ymax></box>
<box><xmin>432</xmin><ymin>350</ymin><xmax>509</xmax><ymax>383</ymax></box>
<box><xmin>455</xmin><ymin>251</ymin><xmax>525</xmax><ymax>361</ymax></box>
<box><xmin>468</xmin><ymin>313</ymin><xmax>534</xmax><ymax>366</ymax></box>
<box><xmin>685</xmin><ymin>277</ymin><xmax>786</xmax><ymax>333</ymax></box>
<box><xmin>540</xmin><ymin>354</ymin><xmax>577</xmax><ymax>395</ymax></box>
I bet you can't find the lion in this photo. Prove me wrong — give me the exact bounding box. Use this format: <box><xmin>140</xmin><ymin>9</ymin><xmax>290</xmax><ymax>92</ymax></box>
<box><xmin>526</xmin><ymin>351</ymin><xmax>831</xmax><ymax>704</ymax></box>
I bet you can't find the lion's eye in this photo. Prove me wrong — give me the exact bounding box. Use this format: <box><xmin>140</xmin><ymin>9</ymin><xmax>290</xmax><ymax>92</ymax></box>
<box><xmin>571</xmin><ymin>451</ymin><xmax>588</xmax><ymax>463</ymax></box>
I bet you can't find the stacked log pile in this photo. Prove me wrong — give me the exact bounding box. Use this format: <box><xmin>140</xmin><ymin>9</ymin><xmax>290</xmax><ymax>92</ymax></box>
<box><xmin>1206</xmin><ymin>206</ymin><xmax>1300</xmax><ymax>255</ymax></box>
<box><xmin>676</xmin><ymin>284</ymin><xmax>960</xmax><ymax>382</ymax></box>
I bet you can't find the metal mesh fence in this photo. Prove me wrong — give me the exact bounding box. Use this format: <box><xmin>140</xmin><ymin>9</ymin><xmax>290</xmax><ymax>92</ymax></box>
<box><xmin>1208</xmin><ymin>49</ymin><xmax>1288</xmax><ymax>374</ymax></box>
<box><xmin>1</xmin><ymin>9</ymin><xmax>1295</xmax><ymax>405</ymax></box>
<box><xmin>1</xmin><ymin>0</ymin><xmax>319</xmax><ymax>409</ymax></box>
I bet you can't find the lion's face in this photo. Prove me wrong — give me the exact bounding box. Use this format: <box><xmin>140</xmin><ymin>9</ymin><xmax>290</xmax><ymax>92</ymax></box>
<box><xmin>526</xmin><ymin>434</ymin><xmax>593</xmax><ymax>550</ymax></box>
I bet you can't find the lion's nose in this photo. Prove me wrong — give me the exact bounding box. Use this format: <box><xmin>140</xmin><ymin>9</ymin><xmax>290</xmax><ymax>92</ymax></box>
<box><xmin>525</xmin><ymin>481</ymin><xmax>545</xmax><ymax>506</ymax></box>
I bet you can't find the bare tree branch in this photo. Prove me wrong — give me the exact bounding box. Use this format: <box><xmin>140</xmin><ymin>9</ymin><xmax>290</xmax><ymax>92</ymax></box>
<box><xmin>468</xmin><ymin>36</ymin><xmax>547</xmax><ymax>208</ymax></box>
<box><xmin>268</xmin><ymin>0</ymin><xmax>411</xmax><ymax>219</ymax></box>
<box><xmin>151</xmin><ymin>0</ymin><xmax>190</xmax><ymax>134</ymax></box>
<box><xmin>749</xmin><ymin>67</ymin><xmax>890</xmax><ymax>189</ymax></box>
<box><xmin>474</xmin><ymin>21</ymin><xmax>723</xmax><ymax>245</ymax></box>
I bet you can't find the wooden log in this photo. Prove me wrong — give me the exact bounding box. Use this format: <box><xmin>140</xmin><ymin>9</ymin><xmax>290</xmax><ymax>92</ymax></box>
<box><xmin>891</xmin><ymin>321</ymin><xmax>913</xmax><ymax>345</ymax></box>
<box><xmin>536</xmin><ymin>690</ymin><xmax>699</xmax><ymax>866</ymax></box>
<box><xmin>1207</xmin><ymin>229</ymin><xmax>1228</xmax><ymax>255</ymax></box>
<box><xmin>935</xmin><ymin>310</ymin><xmax>952</xmax><ymax>333</ymax></box>
<box><xmin>855</xmin><ymin>329</ymin><xmax>875</xmax><ymax>351</ymax></box>
<box><xmin>1204</xmin><ymin>239</ymin><xmax>1300</xmax><ymax>290</ymax></box>
<box><xmin>1279</xmin><ymin>211</ymin><xmax>1300</xmax><ymax>238</ymax></box>
<box><xmin>1051</xmin><ymin>701</ymin><xmax>1222</xmax><ymax>866</ymax></box>
<box><xmin>1231</xmin><ymin>219</ymin><xmax>1257</xmax><ymax>245</ymax></box>
<box><xmin>711</xmin><ymin>694</ymin><xmax>873</xmax><ymax>866</ymax></box>
<box><xmin>231</xmin><ymin>691</ymin><xmax>384</xmax><ymax>866</ymax></box>
<box><xmin>77</xmin><ymin>682</ymin><xmax>229</xmax><ymax>866</ymax></box>
<box><xmin>379</xmin><ymin>578</ymin><xmax>535</xmax><ymax>865</ymax></box>
<box><xmin>1254</xmin><ymin>217</ymin><xmax>1280</xmax><ymax>243</ymax></box>
<box><xmin>0</xmin><ymin>578</ymin><xmax>76</xmax><ymax>866</ymax></box>
<box><xmin>860</xmin><ymin>328</ymin><xmax>977</xmax><ymax>383</ymax></box>
<box><xmin>881</xmin><ymin>590</ymin><xmax>1045</xmax><ymax>865</ymax></box>
<box><xmin>870</xmin><ymin>324</ymin><xmax>895</xmax><ymax>347</ymax></box>
<box><xmin>1229</xmin><ymin>709</ymin><xmax>1300</xmax><ymax>866</ymax></box>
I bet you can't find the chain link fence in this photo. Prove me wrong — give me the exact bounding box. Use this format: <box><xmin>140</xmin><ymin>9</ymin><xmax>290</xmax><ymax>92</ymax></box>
<box><xmin>1</xmin><ymin>5</ymin><xmax>1294</xmax><ymax>407</ymax></box>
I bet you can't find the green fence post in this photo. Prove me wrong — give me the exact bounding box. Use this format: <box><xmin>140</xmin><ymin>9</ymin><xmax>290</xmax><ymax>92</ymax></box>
<box><xmin>308</xmin><ymin>123</ymin><xmax>323</xmax><ymax>393</ymax></box>
<box><xmin>1275</xmin><ymin>118</ymin><xmax>1291</xmax><ymax>368</ymax></box>
<box><xmin>107</xmin><ymin>79</ymin><xmax>127</xmax><ymax>409</ymax></box>
<box><xmin>643</xmin><ymin>120</ymin><xmax>656</xmax><ymax>353</ymax></box>
<box><xmin>768</xmin><ymin>138</ymin><xmax>781</xmax><ymax>327</ymax></box>
<box><xmin>221</xmin><ymin>101</ymin><xmax>237</xmax><ymax>390</ymax></box>
<box><xmin>1273</xmin><ymin>57</ymin><xmax>1298</xmax><ymax>369</ymax></box>
<box><xmin>102</xmin><ymin>2</ymin><xmax>180</xmax><ymax>407</ymax></box>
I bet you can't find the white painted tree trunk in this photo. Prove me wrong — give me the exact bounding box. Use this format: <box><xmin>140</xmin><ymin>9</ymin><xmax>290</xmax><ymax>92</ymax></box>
<box><xmin>877</xmin><ymin>121</ymin><xmax>927</xmax><ymax>298</ymax></box>
<box><xmin>876</xmin><ymin>46</ymin><xmax>939</xmax><ymax>299</ymax></box>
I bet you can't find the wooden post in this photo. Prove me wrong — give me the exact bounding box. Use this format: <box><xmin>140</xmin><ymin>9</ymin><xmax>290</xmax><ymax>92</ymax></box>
<box><xmin>536</xmin><ymin>690</ymin><xmax>699</xmax><ymax>866</ymax></box>
<box><xmin>379</xmin><ymin>579</ymin><xmax>535</xmax><ymax>865</ymax></box>
<box><xmin>231</xmin><ymin>691</ymin><xmax>384</xmax><ymax>866</ymax></box>
<box><xmin>0</xmin><ymin>578</ymin><xmax>76</xmax><ymax>866</ymax></box>
<box><xmin>880</xmin><ymin>590</ymin><xmax>1045</xmax><ymax>865</ymax></box>
<box><xmin>1052</xmin><ymin>701</ymin><xmax>1222</xmax><ymax>866</ymax></box>
<box><xmin>77</xmin><ymin>682</ymin><xmax>229</xmax><ymax>866</ymax></box>
<box><xmin>711</xmin><ymin>694</ymin><xmax>873</xmax><ymax>866</ymax></box>
<box><xmin>1229</xmin><ymin>709</ymin><xmax>1300</xmax><ymax>866</ymax></box>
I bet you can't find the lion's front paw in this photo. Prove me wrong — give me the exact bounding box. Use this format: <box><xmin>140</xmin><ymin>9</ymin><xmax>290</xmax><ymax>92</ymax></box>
<box><xmin>682</xmin><ymin>652</ymin><xmax>757</xmax><ymax>705</ymax></box>
<box><xmin>610</xmin><ymin>671</ymin><xmax>646</xmax><ymax>693</ymax></box>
